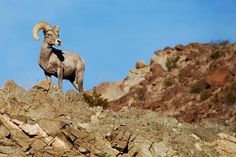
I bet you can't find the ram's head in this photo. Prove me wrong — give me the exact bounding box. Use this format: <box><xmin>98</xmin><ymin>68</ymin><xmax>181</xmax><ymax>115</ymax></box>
<box><xmin>32</xmin><ymin>22</ymin><xmax>61</xmax><ymax>46</ymax></box>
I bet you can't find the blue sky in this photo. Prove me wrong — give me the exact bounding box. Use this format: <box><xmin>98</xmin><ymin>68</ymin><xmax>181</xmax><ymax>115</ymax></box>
<box><xmin>0</xmin><ymin>0</ymin><xmax>236</xmax><ymax>92</ymax></box>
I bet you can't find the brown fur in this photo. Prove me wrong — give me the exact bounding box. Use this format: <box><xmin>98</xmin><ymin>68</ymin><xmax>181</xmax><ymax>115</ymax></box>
<box><xmin>33</xmin><ymin>22</ymin><xmax>85</xmax><ymax>92</ymax></box>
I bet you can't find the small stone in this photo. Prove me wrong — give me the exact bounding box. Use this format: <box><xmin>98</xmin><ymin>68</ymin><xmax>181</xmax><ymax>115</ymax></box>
<box><xmin>0</xmin><ymin>125</ymin><xmax>10</xmax><ymax>139</ymax></box>
<box><xmin>11</xmin><ymin>119</ymin><xmax>23</xmax><ymax>125</ymax></box>
<box><xmin>154</xmin><ymin>50</ymin><xmax>161</xmax><ymax>55</ymax></box>
<box><xmin>61</xmin><ymin>130</ymin><xmax>76</xmax><ymax>142</ymax></box>
<box><xmin>151</xmin><ymin>142</ymin><xmax>169</xmax><ymax>157</ymax></box>
<box><xmin>31</xmin><ymin>138</ymin><xmax>46</xmax><ymax>151</ymax></box>
<box><xmin>51</xmin><ymin>135</ymin><xmax>73</xmax><ymax>151</ymax></box>
<box><xmin>218</xmin><ymin>133</ymin><xmax>236</xmax><ymax>143</ymax></box>
<box><xmin>91</xmin><ymin>115</ymin><xmax>100</xmax><ymax>124</ymax></box>
<box><xmin>136</xmin><ymin>60</ymin><xmax>147</xmax><ymax>69</ymax></box>
<box><xmin>216</xmin><ymin>139</ymin><xmax>236</xmax><ymax>154</ymax></box>
<box><xmin>190</xmin><ymin>133</ymin><xmax>201</xmax><ymax>141</ymax></box>
<box><xmin>37</xmin><ymin>119</ymin><xmax>66</xmax><ymax>135</ymax></box>
<box><xmin>34</xmin><ymin>80</ymin><xmax>50</xmax><ymax>91</ymax></box>
<box><xmin>0</xmin><ymin>146</ymin><xmax>16</xmax><ymax>154</ymax></box>
<box><xmin>175</xmin><ymin>44</ymin><xmax>185</xmax><ymax>51</ymax></box>
<box><xmin>19</xmin><ymin>123</ymin><xmax>41</xmax><ymax>136</ymax></box>
<box><xmin>78</xmin><ymin>146</ymin><xmax>89</xmax><ymax>154</ymax></box>
<box><xmin>163</xmin><ymin>46</ymin><xmax>172</xmax><ymax>51</ymax></box>
<box><xmin>194</xmin><ymin>143</ymin><xmax>203</xmax><ymax>151</ymax></box>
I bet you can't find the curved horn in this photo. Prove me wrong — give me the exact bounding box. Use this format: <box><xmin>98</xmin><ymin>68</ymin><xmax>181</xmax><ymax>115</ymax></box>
<box><xmin>53</xmin><ymin>25</ymin><xmax>60</xmax><ymax>33</ymax></box>
<box><xmin>32</xmin><ymin>22</ymin><xmax>52</xmax><ymax>41</ymax></box>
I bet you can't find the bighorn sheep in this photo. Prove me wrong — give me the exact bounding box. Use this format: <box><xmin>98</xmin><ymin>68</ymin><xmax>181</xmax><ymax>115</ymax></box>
<box><xmin>32</xmin><ymin>22</ymin><xmax>85</xmax><ymax>92</ymax></box>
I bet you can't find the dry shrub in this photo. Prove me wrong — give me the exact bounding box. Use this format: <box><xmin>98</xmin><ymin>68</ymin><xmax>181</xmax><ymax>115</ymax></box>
<box><xmin>200</xmin><ymin>90</ymin><xmax>212</xmax><ymax>102</ymax></box>
<box><xmin>209</xmin><ymin>50</ymin><xmax>223</xmax><ymax>60</ymax></box>
<box><xmin>166</xmin><ymin>56</ymin><xmax>180</xmax><ymax>71</ymax></box>
<box><xmin>83</xmin><ymin>88</ymin><xmax>108</xmax><ymax>109</ymax></box>
<box><xmin>190</xmin><ymin>81</ymin><xmax>209</xmax><ymax>94</ymax></box>
<box><xmin>224</xmin><ymin>82</ymin><xmax>236</xmax><ymax>105</ymax></box>
<box><xmin>163</xmin><ymin>78</ymin><xmax>173</xmax><ymax>88</ymax></box>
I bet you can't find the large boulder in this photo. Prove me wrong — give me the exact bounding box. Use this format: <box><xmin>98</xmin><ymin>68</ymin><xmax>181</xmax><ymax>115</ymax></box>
<box><xmin>206</xmin><ymin>68</ymin><xmax>231</xmax><ymax>86</ymax></box>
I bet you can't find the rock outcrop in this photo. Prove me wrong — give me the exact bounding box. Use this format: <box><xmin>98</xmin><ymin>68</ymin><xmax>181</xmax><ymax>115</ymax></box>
<box><xmin>0</xmin><ymin>80</ymin><xmax>236</xmax><ymax>156</ymax></box>
<box><xmin>96</xmin><ymin>42</ymin><xmax>236</xmax><ymax>126</ymax></box>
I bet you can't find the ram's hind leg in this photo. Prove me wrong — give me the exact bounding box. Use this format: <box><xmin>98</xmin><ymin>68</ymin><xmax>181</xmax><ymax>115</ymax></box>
<box><xmin>69</xmin><ymin>77</ymin><xmax>80</xmax><ymax>92</ymax></box>
<box><xmin>69</xmin><ymin>70</ymin><xmax>84</xmax><ymax>92</ymax></box>
<box><xmin>75</xmin><ymin>67</ymin><xmax>84</xmax><ymax>93</ymax></box>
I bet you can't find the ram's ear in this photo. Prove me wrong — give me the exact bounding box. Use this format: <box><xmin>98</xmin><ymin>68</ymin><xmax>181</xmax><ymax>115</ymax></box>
<box><xmin>53</xmin><ymin>25</ymin><xmax>60</xmax><ymax>33</ymax></box>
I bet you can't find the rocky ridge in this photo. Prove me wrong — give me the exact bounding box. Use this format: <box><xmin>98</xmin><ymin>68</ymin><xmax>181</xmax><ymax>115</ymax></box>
<box><xmin>0</xmin><ymin>79</ymin><xmax>236</xmax><ymax>156</ymax></box>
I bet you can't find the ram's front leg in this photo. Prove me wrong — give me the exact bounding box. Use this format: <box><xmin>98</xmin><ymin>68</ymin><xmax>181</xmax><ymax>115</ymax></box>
<box><xmin>45</xmin><ymin>72</ymin><xmax>52</xmax><ymax>85</ymax></box>
<box><xmin>57</xmin><ymin>68</ymin><xmax>63</xmax><ymax>90</ymax></box>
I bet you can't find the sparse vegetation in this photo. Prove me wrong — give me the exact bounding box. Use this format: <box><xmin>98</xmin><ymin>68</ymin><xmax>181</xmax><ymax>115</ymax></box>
<box><xmin>210</xmin><ymin>40</ymin><xmax>230</xmax><ymax>46</ymax></box>
<box><xmin>178</xmin><ymin>67</ymin><xmax>192</xmax><ymax>82</ymax></box>
<box><xmin>199</xmin><ymin>90</ymin><xmax>212</xmax><ymax>102</ymax></box>
<box><xmin>163</xmin><ymin>78</ymin><xmax>173</xmax><ymax>88</ymax></box>
<box><xmin>83</xmin><ymin>88</ymin><xmax>108</xmax><ymax>109</ymax></box>
<box><xmin>209</xmin><ymin>50</ymin><xmax>223</xmax><ymax>59</ymax></box>
<box><xmin>219</xmin><ymin>40</ymin><xmax>230</xmax><ymax>45</ymax></box>
<box><xmin>166</xmin><ymin>55</ymin><xmax>180</xmax><ymax>71</ymax></box>
<box><xmin>136</xmin><ymin>87</ymin><xmax>147</xmax><ymax>100</ymax></box>
<box><xmin>224</xmin><ymin>82</ymin><xmax>236</xmax><ymax>105</ymax></box>
<box><xmin>190</xmin><ymin>81</ymin><xmax>209</xmax><ymax>94</ymax></box>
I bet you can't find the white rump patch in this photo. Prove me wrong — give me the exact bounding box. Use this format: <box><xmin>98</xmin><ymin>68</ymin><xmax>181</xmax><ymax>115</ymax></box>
<box><xmin>80</xmin><ymin>56</ymin><xmax>86</xmax><ymax>65</ymax></box>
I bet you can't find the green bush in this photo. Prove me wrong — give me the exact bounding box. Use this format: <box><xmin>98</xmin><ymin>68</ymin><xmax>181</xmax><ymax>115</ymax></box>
<box><xmin>166</xmin><ymin>56</ymin><xmax>180</xmax><ymax>71</ymax></box>
<box><xmin>190</xmin><ymin>81</ymin><xmax>209</xmax><ymax>94</ymax></box>
<box><xmin>199</xmin><ymin>90</ymin><xmax>212</xmax><ymax>102</ymax></box>
<box><xmin>209</xmin><ymin>50</ymin><xmax>223</xmax><ymax>59</ymax></box>
<box><xmin>83</xmin><ymin>88</ymin><xmax>108</xmax><ymax>109</ymax></box>
<box><xmin>163</xmin><ymin>78</ymin><xmax>173</xmax><ymax>88</ymax></box>
<box><xmin>224</xmin><ymin>82</ymin><xmax>236</xmax><ymax>105</ymax></box>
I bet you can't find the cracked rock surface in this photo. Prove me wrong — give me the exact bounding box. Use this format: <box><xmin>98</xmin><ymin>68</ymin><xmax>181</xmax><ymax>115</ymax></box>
<box><xmin>0</xmin><ymin>80</ymin><xmax>236</xmax><ymax>157</ymax></box>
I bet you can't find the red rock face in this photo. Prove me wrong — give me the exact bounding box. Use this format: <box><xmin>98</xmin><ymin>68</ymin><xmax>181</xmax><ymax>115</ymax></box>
<box><xmin>94</xmin><ymin>42</ymin><xmax>236</xmax><ymax>124</ymax></box>
<box><xmin>206</xmin><ymin>68</ymin><xmax>231</xmax><ymax>86</ymax></box>
<box><xmin>93</xmin><ymin>82</ymin><xmax>126</xmax><ymax>101</ymax></box>
<box><xmin>150</xmin><ymin>63</ymin><xmax>164</xmax><ymax>76</ymax></box>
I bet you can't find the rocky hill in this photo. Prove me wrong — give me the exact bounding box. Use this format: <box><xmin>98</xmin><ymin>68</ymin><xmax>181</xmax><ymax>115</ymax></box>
<box><xmin>1</xmin><ymin>42</ymin><xmax>236</xmax><ymax>157</ymax></box>
<box><xmin>97</xmin><ymin>42</ymin><xmax>236</xmax><ymax>126</ymax></box>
